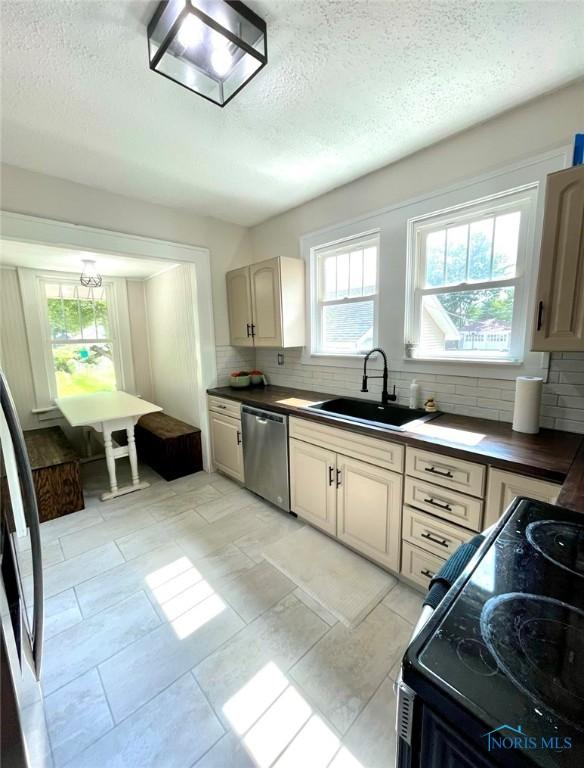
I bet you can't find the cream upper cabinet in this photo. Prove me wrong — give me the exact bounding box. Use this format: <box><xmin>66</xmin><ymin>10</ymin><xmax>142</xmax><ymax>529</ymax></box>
<box><xmin>226</xmin><ymin>266</ymin><xmax>254</xmax><ymax>348</ymax></box>
<box><xmin>532</xmin><ymin>164</ymin><xmax>584</xmax><ymax>352</ymax></box>
<box><xmin>484</xmin><ymin>468</ymin><xmax>560</xmax><ymax>529</ymax></box>
<box><xmin>209</xmin><ymin>410</ymin><xmax>244</xmax><ymax>483</ymax></box>
<box><xmin>336</xmin><ymin>456</ymin><xmax>402</xmax><ymax>571</ymax></box>
<box><xmin>225</xmin><ymin>257</ymin><xmax>305</xmax><ymax>348</ymax></box>
<box><xmin>249</xmin><ymin>259</ymin><xmax>283</xmax><ymax>347</ymax></box>
<box><xmin>289</xmin><ymin>437</ymin><xmax>337</xmax><ymax>535</ymax></box>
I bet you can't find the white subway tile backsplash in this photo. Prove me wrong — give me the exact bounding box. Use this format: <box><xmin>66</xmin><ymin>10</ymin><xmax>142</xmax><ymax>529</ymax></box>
<box><xmin>216</xmin><ymin>347</ymin><xmax>584</xmax><ymax>434</ymax></box>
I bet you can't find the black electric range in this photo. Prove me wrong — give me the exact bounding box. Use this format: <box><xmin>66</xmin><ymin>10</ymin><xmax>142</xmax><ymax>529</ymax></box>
<box><xmin>400</xmin><ymin>497</ymin><xmax>584</xmax><ymax>768</ymax></box>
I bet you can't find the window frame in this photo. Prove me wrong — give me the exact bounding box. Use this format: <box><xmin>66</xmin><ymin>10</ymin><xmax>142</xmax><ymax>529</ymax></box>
<box><xmin>18</xmin><ymin>267</ymin><xmax>135</xmax><ymax>411</ymax></box>
<box><xmin>405</xmin><ymin>186</ymin><xmax>537</xmax><ymax>364</ymax></box>
<box><xmin>310</xmin><ymin>231</ymin><xmax>381</xmax><ymax>358</ymax></box>
<box><xmin>40</xmin><ymin>278</ymin><xmax>121</xmax><ymax>401</ymax></box>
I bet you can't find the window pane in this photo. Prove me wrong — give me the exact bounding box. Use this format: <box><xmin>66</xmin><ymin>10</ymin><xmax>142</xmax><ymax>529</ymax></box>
<box><xmin>425</xmin><ymin>230</ymin><xmax>446</xmax><ymax>287</ymax></box>
<box><xmin>336</xmin><ymin>253</ymin><xmax>349</xmax><ymax>298</ymax></box>
<box><xmin>47</xmin><ymin>297</ymin><xmax>66</xmax><ymax>340</ymax></box>
<box><xmin>321</xmin><ymin>300</ymin><xmax>374</xmax><ymax>353</ymax></box>
<box><xmin>468</xmin><ymin>218</ymin><xmax>493</xmax><ymax>282</ymax></box>
<box><xmin>492</xmin><ymin>211</ymin><xmax>520</xmax><ymax>279</ymax></box>
<box><xmin>363</xmin><ymin>247</ymin><xmax>377</xmax><ymax>294</ymax></box>
<box><xmin>419</xmin><ymin>287</ymin><xmax>515</xmax><ymax>356</ymax></box>
<box><xmin>52</xmin><ymin>343</ymin><xmax>116</xmax><ymax>397</ymax></box>
<box><xmin>445</xmin><ymin>224</ymin><xmax>468</xmax><ymax>285</ymax></box>
<box><xmin>349</xmin><ymin>249</ymin><xmax>363</xmax><ymax>297</ymax></box>
<box><xmin>323</xmin><ymin>256</ymin><xmax>337</xmax><ymax>300</ymax></box>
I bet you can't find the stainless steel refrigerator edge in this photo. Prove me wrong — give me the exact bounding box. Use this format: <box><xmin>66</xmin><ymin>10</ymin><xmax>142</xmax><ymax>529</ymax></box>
<box><xmin>241</xmin><ymin>405</ymin><xmax>290</xmax><ymax>512</ymax></box>
<box><xmin>1</xmin><ymin>369</ymin><xmax>44</xmax><ymax>767</ymax></box>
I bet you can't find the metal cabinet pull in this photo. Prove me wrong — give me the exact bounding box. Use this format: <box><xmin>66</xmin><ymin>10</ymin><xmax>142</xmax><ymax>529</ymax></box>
<box><xmin>328</xmin><ymin>466</ymin><xmax>334</xmax><ymax>486</ymax></box>
<box><xmin>336</xmin><ymin>468</ymin><xmax>342</xmax><ymax>487</ymax></box>
<box><xmin>423</xmin><ymin>496</ymin><xmax>452</xmax><ymax>512</ymax></box>
<box><xmin>250</xmin><ymin>323</ymin><xmax>256</xmax><ymax>338</ymax></box>
<box><xmin>236</xmin><ymin>430</ymin><xmax>242</xmax><ymax>445</ymax></box>
<box><xmin>424</xmin><ymin>465</ymin><xmax>454</xmax><ymax>479</ymax></box>
<box><xmin>246</xmin><ymin>323</ymin><xmax>251</xmax><ymax>337</ymax></box>
<box><xmin>536</xmin><ymin>300</ymin><xmax>544</xmax><ymax>331</ymax></box>
<box><xmin>421</xmin><ymin>531</ymin><xmax>449</xmax><ymax>548</ymax></box>
<box><xmin>421</xmin><ymin>568</ymin><xmax>435</xmax><ymax>579</ymax></box>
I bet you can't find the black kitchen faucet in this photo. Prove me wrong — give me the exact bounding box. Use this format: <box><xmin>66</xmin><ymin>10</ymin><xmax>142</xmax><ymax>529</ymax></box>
<box><xmin>361</xmin><ymin>347</ymin><xmax>397</xmax><ymax>404</ymax></box>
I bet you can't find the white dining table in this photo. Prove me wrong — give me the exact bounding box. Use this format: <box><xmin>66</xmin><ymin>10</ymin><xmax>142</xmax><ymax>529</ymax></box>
<box><xmin>56</xmin><ymin>391</ymin><xmax>163</xmax><ymax>501</ymax></box>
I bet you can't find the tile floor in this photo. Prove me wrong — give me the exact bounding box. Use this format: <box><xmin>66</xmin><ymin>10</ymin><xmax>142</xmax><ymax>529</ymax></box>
<box><xmin>19</xmin><ymin>459</ymin><xmax>424</xmax><ymax>768</ymax></box>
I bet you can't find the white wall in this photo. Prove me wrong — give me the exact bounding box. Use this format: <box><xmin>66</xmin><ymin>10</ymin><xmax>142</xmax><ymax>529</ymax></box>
<box><xmin>126</xmin><ymin>279</ymin><xmax>153</xmax><ymax>401</ymax></box>
<box><xmin>144</xmin><ymin>264</ymin><xmax>201</xmax><ymax>429</ymax></box>
<box><xmin>0</xmin><ymin>164</ymin><xmax>252</xmax><ymax>346</ymax></box>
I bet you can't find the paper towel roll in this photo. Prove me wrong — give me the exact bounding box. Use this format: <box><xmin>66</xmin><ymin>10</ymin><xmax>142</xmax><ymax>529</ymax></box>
<box><xmin>512</xmin><ymin>377</ymin><xmax>543</xmax><ymax>434</ymax></box>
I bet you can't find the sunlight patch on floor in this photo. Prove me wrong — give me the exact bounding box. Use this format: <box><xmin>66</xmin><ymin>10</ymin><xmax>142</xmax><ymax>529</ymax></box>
<box><xmin>223</xmin><ymin>662</ymin><xmax>364</xmax><ymax>768</ymax></box>
<box><xmin>146</xmin><ymin>557</ymin><xmax>225</xmax><ymax>640</ymax></box>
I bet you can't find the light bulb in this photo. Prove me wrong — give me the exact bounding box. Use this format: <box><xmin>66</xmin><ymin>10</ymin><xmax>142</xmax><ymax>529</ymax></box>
<box><xmin>177</xmin><ymin>14</ymin><xmax>203</xmax><ymax>48</ymax></box>
<box><xmin>211</xmin><ymin>47</ymin><xmax>232</xmax><ymax>77</ymax></box>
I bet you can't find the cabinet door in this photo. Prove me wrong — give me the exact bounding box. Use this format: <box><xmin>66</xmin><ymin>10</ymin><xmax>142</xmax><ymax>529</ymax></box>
<box><xmin>484</xmin><ymin>468</ymin><xmax>560</xmax><ymax>529</ymax></box>
<box><xmin>250</xmin><ymin>258</ymin><xmax>282</xmax><ymax>347</ymax></box>
<box><xmin>226</xmin><ymin>267</ymin><xmax>253</xmax><ymax>347</ymax></box>
<box><xmin>289</xmin><ymin>438</ymin><xmax>336</xmax><ymax>535</ymax></box>
<box><xmin>210</xmin><ymin>412</ymin><xmax>244</xmax><ymax>482</ymax></box>
<box><xmin>337</xmin><ymin>456</ymin><xmax>402</xmax><ymax>571</ymax></box>
<box><xmin>532</xmin><ymin>164</ymin><xmax>584</xmax><ymax>352</ymax></box>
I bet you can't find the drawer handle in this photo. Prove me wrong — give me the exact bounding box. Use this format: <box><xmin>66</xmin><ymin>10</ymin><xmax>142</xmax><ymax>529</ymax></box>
<box><xmin>336</xmin><ymin>468</ymin><xmax>342</xmax><ymax>487</ymax></box>
<box><xmin>236</xmin><ymin>430</ymin><xmax>242</xmax><ymax>446</ymax></box>
<box><xmin>328</xmin><ymin>466</ymin><xmax>334</xmax><ymax>486</ymax></box>
<box><xmin>423</xmin><ymin>496</ymin><xmax>453</xmax><ymax>512</ymax></box>
<box><xmin>421</xmin><ymin>531</ymin><xmax>449</xmax><ymax>548</ymax></box>
<box><xmin>421</xmin><ymin>568</ymin><xmax>435</xmax><ymax>579</ymax></box>
<box><xmin>425</xmin><ymin>465</ymin><xmax>454</xmax><ymax>479</ymax></box>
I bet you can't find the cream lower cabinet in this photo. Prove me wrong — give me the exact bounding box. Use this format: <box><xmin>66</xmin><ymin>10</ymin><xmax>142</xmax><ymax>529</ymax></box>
<box><xmin>337</xmin><ymin>456</ymin><xmax>402</xmax><ymax>571</ymax></box>
<box><xmin>209</xmin><ymin>411</ymin><xmax>244</xmax><ymax>483</ymax></box>
<box><xmin>289</xmin><ymin>435</ymin><xmax>402</xmax><ymax>570</ymax></box>
<box><xmin>484</xmin><ymin>468</ymin><xmax>560</xmax><ymax>529</ymax></box>
<box><xmin>289</xmin><ymin>438</ymin><xmax>337</xmax><ymax>535</ymax></box>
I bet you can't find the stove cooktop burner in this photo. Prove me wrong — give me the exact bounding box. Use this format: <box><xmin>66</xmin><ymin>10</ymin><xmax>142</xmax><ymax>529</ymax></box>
<box><xmin>526</xmin><ymin>520</ymin><xmax>584</xmax><ymax>577</ymax></box>
<box><xmin>481</xmin><ymin>593</ymin><xmax>584</xmax><ymax>731</ymax></box>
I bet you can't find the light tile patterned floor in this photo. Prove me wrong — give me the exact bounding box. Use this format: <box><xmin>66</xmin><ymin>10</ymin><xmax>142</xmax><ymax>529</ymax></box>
<box><xmin>22</xmin><ymin>459</ymin><xmax>424</xmax><ymax>768</ymax></box>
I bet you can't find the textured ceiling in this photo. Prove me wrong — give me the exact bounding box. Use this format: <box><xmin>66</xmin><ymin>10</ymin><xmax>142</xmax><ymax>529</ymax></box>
<box><xmin>1</xmin><ymin>1</ymin><xmax>583</xmax><ymax>226</ymax></box>
<box><xmin>0</xmin><ymin>240</ymin><xmax>175</xmax><ymax>278</ymax></box>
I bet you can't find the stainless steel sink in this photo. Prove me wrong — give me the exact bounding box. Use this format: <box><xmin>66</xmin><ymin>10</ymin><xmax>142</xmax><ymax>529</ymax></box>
<box><xmin>306</xmin><ymin>397</ymin><xmax>439</xmax><ymax>431</ymax></box>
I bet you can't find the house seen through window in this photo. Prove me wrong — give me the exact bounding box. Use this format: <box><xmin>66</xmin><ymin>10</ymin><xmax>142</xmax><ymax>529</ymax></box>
<box><xmin>409</xmin><ymin>190</ymin><xmax>533</xmax><ymax>361</ymax></box>
<box><xmin>45</xmin><ymin>282</ymin><xmax>117</xmax><ymax>397</ymax></box>
<box><xmin>313</xmin><ymin>234</ymin><xmax>379</xmax><ymax>355</ymax></box>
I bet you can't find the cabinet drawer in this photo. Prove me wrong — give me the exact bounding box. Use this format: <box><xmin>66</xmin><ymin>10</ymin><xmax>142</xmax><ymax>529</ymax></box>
<box><xmin>289</xmin><ymin>416</ymin><xmax>403</xmax><ymax>473</ymax></box>
<box><xmin>403</xmin><ymin>476</ymin><xmax>483</xmax><ymax>532</ymax></box>
<box><xmin>208</xmin><ymin>396</ymin><xmax>241</xmax><ymax>421</ymax></box>
<box><xmin>406</xmin><ymin>447</ymin><xmax>485</xmax><ymax>498</ymax></box>
<box><xmin>402</xmin><ymin>506</ymin><xmax>474</xmax><ymax>559</ymax></box>
<box><xmin>484</xmin><ymin>468</ymin><xmax>561</xmax><ymax>529</ymax></box>
<box><xmin>401</xmin><ymin>541</ymin><xmax>445</xmax><ymax>591</ymax></box>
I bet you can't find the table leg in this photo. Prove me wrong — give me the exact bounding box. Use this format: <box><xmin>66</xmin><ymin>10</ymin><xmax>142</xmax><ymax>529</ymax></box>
<box><xmin>103</xmin><ymin>424</ymin><xmax>118</xmax><ymax>495</ymax></box>
<box><xmin>127</xmin><ymin>423</ymin><xmax>140</xmax><ymax>487</ymax></box>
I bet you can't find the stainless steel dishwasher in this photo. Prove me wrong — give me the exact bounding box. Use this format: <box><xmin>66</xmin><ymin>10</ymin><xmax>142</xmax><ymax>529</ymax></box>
<box><xmin>241</xmin><ymin>405</ymin><xmax>290</xmax><ymax>512</ymax></box>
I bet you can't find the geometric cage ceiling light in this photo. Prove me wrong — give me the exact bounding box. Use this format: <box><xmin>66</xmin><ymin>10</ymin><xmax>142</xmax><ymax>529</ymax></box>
<box><xmin>79</xmin><ymin>259</ymin><xmax>102</xmax><ymax>288</ymax></box>
<box><xmin>147</xmin><ymin>0</ymin><xmax>267</xmax><ymax>107</ymax></box>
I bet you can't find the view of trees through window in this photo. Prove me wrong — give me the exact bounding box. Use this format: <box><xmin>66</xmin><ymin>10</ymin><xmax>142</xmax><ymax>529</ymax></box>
<box><xmin>419</xmin><ymin>210</ymin><xmax>521</xmax><ymax>355</ymax></box>
<box><xmin>45</xmin><ymin>283</ymin><xmax>116</xmax><ymax>397</ymax></box>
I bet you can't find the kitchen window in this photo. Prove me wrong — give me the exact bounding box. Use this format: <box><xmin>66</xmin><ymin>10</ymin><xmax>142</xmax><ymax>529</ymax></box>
<box><xmin>311</xmin><ymin>233</ymin><xmax>379</xmax><ymax>355</ymax></box>
<box><xmin>43</xmin><ymin>281</ymin><xmax>117</xmax><ymax>398</ymax></box>
<box><xmin>406</xmin><ymin>188</ymin><xmax>535</xmax><ymax>362</ymax></box>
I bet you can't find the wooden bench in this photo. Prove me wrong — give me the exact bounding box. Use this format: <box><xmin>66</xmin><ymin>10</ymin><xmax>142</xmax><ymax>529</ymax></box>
<box><xmin>1</xmin><ymin>427</ymin><xmax>84</xmax><ymax>523</ymax></box>
<box><xmin>135</xmin><ymin>412</ymin><xmax>203</xmax><ymax>481</ymax></box>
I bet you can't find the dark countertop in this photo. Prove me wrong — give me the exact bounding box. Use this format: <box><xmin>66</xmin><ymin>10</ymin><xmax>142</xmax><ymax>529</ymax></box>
<box><xmin>208</xmin><ymin>385</ymin><xmax>584</xmax><ymax>493</ymax></box>
<box><xmin>557</xmin><ymin>441</ymin><xmax>584</xmax><ymax>511</ymax></box>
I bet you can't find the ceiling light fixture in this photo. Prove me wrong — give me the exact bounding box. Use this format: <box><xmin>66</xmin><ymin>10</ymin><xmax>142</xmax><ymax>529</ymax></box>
<box><xmin>80</xmin><ymin>259</ymin><xmax>102</xmax><ymax>288</ymax></box>
<box><xmin>147</xmin><ymin>0</ymin><xmax>267</xmax><ymax>107</ymax></box>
